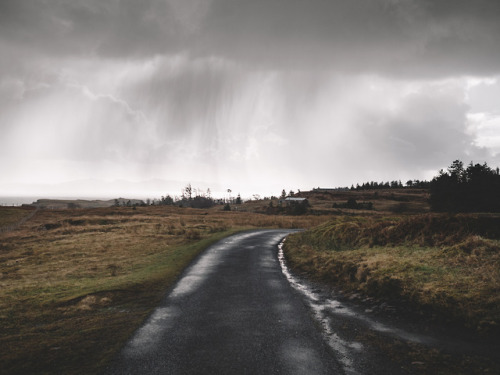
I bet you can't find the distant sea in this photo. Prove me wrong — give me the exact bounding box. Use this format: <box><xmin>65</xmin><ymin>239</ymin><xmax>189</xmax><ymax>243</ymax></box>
<box><xmin>0</xmin><ymin>196</ymin><xmax>117</xmax><ymax>206</ymax></box>
<box><xmin>0</xmin><ymin>196</ymin><xmax>42</xmax><ymax>206</ymax></box>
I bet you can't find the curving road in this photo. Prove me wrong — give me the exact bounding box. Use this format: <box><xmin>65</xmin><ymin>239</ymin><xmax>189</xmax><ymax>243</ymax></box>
<box><xmin>107</xmin><ymin>230</ymin><xmax>342</xmax><ymax>374</ymax></box>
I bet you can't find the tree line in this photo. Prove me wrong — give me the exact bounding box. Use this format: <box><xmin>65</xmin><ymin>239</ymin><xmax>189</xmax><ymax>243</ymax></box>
<box><xmin>154</xmin><ymin>184</ymin><xmax>242</xmax><ymax>209</ymax></box>
<box><xmin>430</xmin><ymin>160</ymin><xmax>500</xmax><ymax>212</ymax></box>
<box><xmin>350</xmin><ymin>179</ymin><xmax>430</xmax><ymax>190</ymax></box>
<box><xmin>347</xmin><ymin>160</ymin><xmax>500</xmax><ymax>212</ymax></box>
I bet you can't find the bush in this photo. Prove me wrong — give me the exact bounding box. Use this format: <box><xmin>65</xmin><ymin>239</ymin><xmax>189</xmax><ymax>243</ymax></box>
<box><xmin>184</xmin><ymin>229</ymin><xmax>201</xmax><ymax>240</ymax></box>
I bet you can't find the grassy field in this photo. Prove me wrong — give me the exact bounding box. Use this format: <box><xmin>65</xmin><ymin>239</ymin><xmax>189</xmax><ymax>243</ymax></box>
<box><xmin>2</xmin><ymin>189</ymin><xmax>498</xmax><ymax>374</ymax></box>
<box><xmin>0</xmin><ymin>206</ymin><xmax>36</xmax><ymax>228</ymax></box>
<box><xmin>283</xmin><ymin>214</ymin><xmax>500</xmax><ymax>335</ymax></box>
<box><xmin>0</xmin><ymin>205</ymin><xmax>328</xmax><ymax>374</ymax></box>
<box><xmin>237</xmin><ymin>188</ymin><xmax>430</xmax><ymax>215</ymax></box>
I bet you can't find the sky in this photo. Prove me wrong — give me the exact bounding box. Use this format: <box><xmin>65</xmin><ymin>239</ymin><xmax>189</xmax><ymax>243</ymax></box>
<box><xmin>1</xmin><ymin>0</ymin><xmax>500</xmax><ymax>199</ymax></box>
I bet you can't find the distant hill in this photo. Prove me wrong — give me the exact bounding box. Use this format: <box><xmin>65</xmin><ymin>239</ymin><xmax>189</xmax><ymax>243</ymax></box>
<box><xmin>236</xmin><ymin>188</ymin><xmax>430</xmax><ymax>215</ymax></box>
<box><xmin>30</xmin><ymin>198</ymin><xmax>144</xmax><ymax>209</ymax></box>
<box><xmin>298</xmin><ymin>188</ymin><xmax>430</xmax><ymax>214</ymax></box>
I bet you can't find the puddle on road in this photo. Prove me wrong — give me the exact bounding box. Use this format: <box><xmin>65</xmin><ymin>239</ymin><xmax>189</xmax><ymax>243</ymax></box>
<box><xmin>170</xmin><ymin>231</ymin><xmax>263</xmax><ymax>298</ymax></box>
<box><xmin>170</xmin><ymin>251</ymin><xmax>223</xmax><ymax>298</ymax></box>
<box><xmin>280</xmin><ymin>339</ymin><xmax>326</xmax><ymax>375</ymax></box>
<box><xmin>278</xmin><ymin>239</ymin><xmax>442</xmax><ymax>374</ymax></box>
<box><xmin>278</xmin><ymin>241</ymin><xmax>363</xmax><ymax>374</ymax></box>
<box><xmin>123</xmin><ymin>306</ymin><xmax>180</xmax><ymax>356</ymax></box>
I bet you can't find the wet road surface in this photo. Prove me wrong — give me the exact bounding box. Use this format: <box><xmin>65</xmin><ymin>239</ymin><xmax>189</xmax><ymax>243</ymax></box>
<box><xmin>107</xmin><ymin>230</ymin><xmax>342</xmax><ymax>374</ymax></box>
<box><xmin>277</xmin><ymin>242</ymin><xmax>500</xmax><ymax>375</ymax></box>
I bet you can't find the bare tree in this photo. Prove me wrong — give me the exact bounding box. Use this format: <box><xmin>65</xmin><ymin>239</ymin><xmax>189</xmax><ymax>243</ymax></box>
<box><xmin>183</xmin><ymin>183</ymin><xmax>193</xmax><ymax>201</ymax></box>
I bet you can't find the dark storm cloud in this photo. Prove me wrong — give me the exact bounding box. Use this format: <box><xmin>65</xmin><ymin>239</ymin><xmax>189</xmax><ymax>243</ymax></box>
<box><xmin>197</xmin><ymin>0</ymin><xmax>500</xmax><ymax>77</ymax></box>
<box><xmin>201</xmin><ymin>0</ymin><xmax>403</xmax><ymax>70</ymax></box>
<box><xmin>0</xmin><ymin>0</ymin><xmax>181</xmax><ymax>59</ymax></box>
<box><xmin>129</xmin><ymin>57</ymin><xmax>237</xmax><ymax>139</ymax></box>
<box><xmin>2</xmin><ymin>0</ymin><xmax>500</xmax><ymax>77</ymax></box>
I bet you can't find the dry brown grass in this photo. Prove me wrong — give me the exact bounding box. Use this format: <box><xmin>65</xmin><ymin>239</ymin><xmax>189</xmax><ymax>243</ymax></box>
<box><xmin>294</xmin><ymin>188</ymin><xmax>430</xmax><ymax>214</ymax></box>
<box><xmin>0</xmin><ymin>205</ymin><xmax>331</xmax><ymax>374</ymax></box>
<box><xmin>283</xmin><ymin>214</ymin><xmax>500</xmax><ymax>335</ymax></box>
<box><xmin>0</xmin><ymin>206</ymin><xmax>36</xmax><ymax>228</ymax></box>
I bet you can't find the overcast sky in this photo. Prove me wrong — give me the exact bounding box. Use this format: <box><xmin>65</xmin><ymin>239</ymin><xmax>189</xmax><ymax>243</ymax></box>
<box><xmin>1</xmin><ymin>0</ymin><xmax>500</xmax><ymax>198</ymax></box>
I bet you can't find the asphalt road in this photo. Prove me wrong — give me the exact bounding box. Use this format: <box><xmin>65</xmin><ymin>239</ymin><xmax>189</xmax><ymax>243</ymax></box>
<box><xmin>107</xmin><ymin>230</ymin><xmax>342</xmax><ymax>374</ymax></box>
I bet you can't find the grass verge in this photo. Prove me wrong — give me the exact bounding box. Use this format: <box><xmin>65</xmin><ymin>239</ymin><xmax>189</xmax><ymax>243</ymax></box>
<box><xmin>283</xmin><ymin>214</ymin><xmax>500</xmax><ymax>336</ymax></box>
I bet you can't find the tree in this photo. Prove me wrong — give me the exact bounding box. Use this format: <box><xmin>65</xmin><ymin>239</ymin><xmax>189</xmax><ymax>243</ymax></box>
<box><xmin>160</xmin><ymin>195</ymin><xmax>174</xmax><ymax>205</ymax></box>
<box><xmin>183</xmin><ymin>184</ymin><xmax>193</xmax><ymax>201</ymax></box>
<box><xmin>191</xmin><ymin>196</ymin><xmax>214</xmax><ymax>208</ymax></box>
<box><xmin>346</xmin><ymin>198</ymin><xmax>358</xmax><ymax>209</ymax></box>
<box><xmin>430</xmin><ymin>160</ymin><xmax>500</xmax><ymax>212</ymax></box>
<box><xmin>235</xmin><ymin>194</ymin><xmax>242</xmax><ymax>204</ymax></box>
<box><xmin>286</xmin><ymin>198</ymin><xmax>309</xmax><ymax>215</ymax></box>
<box><xmin>448</xmin><ymin>159</ymin><xmax>465</xmax><ymax>182</ymax></box>
<box><xmin>280</xmin><ymin>189</ymin><xmax>287</xmax><ymax>199</ymax></box>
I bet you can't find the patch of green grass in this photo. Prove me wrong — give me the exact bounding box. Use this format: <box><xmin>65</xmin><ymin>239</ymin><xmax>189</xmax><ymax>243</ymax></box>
<box><xmin>0</xmin><ymin>227</ymin><xmax>245</xmax><ymax>375</ymax></box>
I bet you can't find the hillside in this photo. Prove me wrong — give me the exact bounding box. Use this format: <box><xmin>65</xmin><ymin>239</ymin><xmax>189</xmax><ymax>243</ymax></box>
<box><xmin>236</xmin><ymin>188</ymin><xmax>430</xmax><ymax>215</ymax></box>
<box><xmin>30</xmin><ymin>198</ymin><xmax>144</xmax><ymax>209</ymax></box>
<box><xmin>23</xmin><ymin>187</ymin><xmax>430</xmax><ymax>214</ymax></box>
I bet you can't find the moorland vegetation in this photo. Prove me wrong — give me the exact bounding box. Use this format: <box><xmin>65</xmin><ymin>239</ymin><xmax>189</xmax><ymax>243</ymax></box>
<box><xmin>0</xmin><ymin>205</ymin><xmax>326</xmax><ymax>374</ymax></box>
<box><xmin>1</xmin><ymin>159</ymin><xmax>499</xmax><ymax>374</ymax></box>
<box><xmin>283</xmin><ymin>160</ymin><xmax>500</xmax><ymax>334</ymax></box>
<box><xmin>283</xmin><ymin>214</ymin><xmax>500</xmax><ymax>333</ymax></box>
